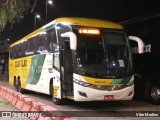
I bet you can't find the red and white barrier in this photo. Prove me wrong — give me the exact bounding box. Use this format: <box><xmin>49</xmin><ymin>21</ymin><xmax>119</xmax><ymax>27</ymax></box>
<box><xmin>0</xmin><ymin>87</ymin><xmax>3</xmax><ymax>97</ymax></box>
<box><xmin>0</xmin><ymin>86</ymin><xmax>73</xmax><ymax>120</ymax></box>
<box><xmin>1</xmin><ymin>87</ymin><xmax>7</xmax><ymax>99</ymax></box>
<box><xmin>8</xmin><ymin>89</ymin><xmax>15</xmax><ymax>102</ymax></box>
<box><xmin>15</xmin><ymin>94</ymin><xmax>28</xmax><ymax>110</ymax></box>
<box><xmin>22</xmin><ymin>97</ymin><xmax>37</xmax><ymax>111</ymax></box>
<box><xmin>11</xmin><ymin>91</ymin><xmax>21</xmax><ymax>106</ymax></box>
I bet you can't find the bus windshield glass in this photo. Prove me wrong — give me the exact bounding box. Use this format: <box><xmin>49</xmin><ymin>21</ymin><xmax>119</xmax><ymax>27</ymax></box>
<box><xmin>74</xmin><ymin>28</ymin><xmax>132</xmax><ymax>78</ymax></box>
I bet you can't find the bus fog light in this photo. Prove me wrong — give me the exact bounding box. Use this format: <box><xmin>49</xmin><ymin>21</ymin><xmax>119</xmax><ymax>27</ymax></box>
<box><xmin>128</xmin><ymin>91</ymin><xmax>133</xmax><ymax>96</ymax></box>
<box><xmin>78</xmin><ymin>91</ymin><xmax>87</xmax><ymax>98</ymax></box>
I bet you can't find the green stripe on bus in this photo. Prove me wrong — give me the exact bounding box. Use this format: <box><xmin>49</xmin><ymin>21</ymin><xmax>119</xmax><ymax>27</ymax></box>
<box><xmin>26</xmin><ymin>54</ymin><xmax>46</xmax><ymax>85</ymax></box>
<box><xmin>110</xmin><ymin>76</ymin><xmax>132</xmax><ymax>84</ymax></box>
<box><xmin>41</xmin><ymin>25</ymin><xmax>54</xmax><ymax>32</ymax></box>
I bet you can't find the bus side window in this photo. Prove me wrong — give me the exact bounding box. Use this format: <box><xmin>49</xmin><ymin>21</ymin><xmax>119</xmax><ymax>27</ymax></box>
<box><xmin>15</xmin><ymin>45</ymin><xmax>19</xmax><ymax>59</ymax></box>
<box><xmin>53</xmin><ymin>53</ymin><xmax>60</xmax><ymax>71</ymax></box>
<box><xmin>49</xmin><ymin>43</ymin><xmax>54</xmax><ymax>52</ymax></box>
<box><xmin>10</xmin><ymin>47</ymin><xmax>13</xmax><ymax>59</ymax></box>
<box><xmin>38</xmin><ymin>46</ymin><xmax>48</xmax><ymax>53</ymax></box>
<box><xmin>18</xmin><ymin>42</ymin><xmax>26</xmax><ymax>58</ymax></box>
<box><xmin>25</xmin><ymin>41</ymin><xmax>32</xmax><ymax>56</ymax></box>
<box><xmin>46</xmin><ymin>27</ymin><xmax>57</xmax><ymax>52</ymax></box>
<box><xmin>10</xmin><ymin>46</ymin><xmax>16</xmax><ymax>59</ymax></box>
<box><xmin>53</xmin><ymin>44</ymin><xmax>60</xmax><ymax>71</ymax></box>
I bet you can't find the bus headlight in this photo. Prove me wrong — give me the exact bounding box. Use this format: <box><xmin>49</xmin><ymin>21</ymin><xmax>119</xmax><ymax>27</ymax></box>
<box><xmin>74</xmin><ymin>79</ymin><xmax>91</xmax><ymax>87</ymax></box>
<box><xmin>103</xmin><ymin>85</ymin><xmax>123</xmax><ymax>91</ymax></box>
<box><xmin>90</xmin><ymin>85</ymin><xmax>127</xmax><ymax>91</ymax></box>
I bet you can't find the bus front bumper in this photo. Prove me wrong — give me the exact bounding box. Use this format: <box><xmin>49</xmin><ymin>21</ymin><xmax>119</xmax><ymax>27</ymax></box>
<box><xmin>73</xmin><ymin>83</ymin><xmax>134</xmax><ymax>101</ymax></box>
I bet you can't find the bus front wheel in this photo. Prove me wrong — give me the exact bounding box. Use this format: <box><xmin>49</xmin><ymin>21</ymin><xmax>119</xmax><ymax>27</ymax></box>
<box><xmin>52</xmin><ymin>96</ymin><xmax>64</xmax><ymax>105</ymax></box>
<box><xmin>151</xmin><ymin>85</ymin><xmax>160</xmax><ymax>105</ymax></box>
<box><xmin>50</xmin><ymin>84</ymin><xmax>64</xmax><ymax>105</ymax></box>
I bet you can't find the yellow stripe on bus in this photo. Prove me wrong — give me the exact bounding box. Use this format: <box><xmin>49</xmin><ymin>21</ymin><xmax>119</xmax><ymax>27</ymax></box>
<box><xmin>81</xmin><ymin>76</ymin><xmax>113</xmax><ymax>86</ymax></box>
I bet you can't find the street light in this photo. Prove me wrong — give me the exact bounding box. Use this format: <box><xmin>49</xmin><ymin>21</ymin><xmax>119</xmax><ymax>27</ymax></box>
<box><xmin>4</xmin><ymin>38</ymin><xmax>10</xmax><ymax>45</ymax></box>
<box><xmin>6</xmin><ymin>38</ymin><xmax>10</xmax><ymax>42</ymax></box>
<box><xmin>34</xmin><ymin>14</ymin><xmax>40</xmax><ymax>30</ymax></box>
<box><xmin>46</xmin><ymin>0</ymin><xmax>53</xmax><ymax>23</ymax></box>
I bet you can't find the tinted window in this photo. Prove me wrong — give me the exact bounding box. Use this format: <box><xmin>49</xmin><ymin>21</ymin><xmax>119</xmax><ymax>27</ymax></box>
<box><xmin>10</xmin><ymin>27</ymin><xmax>57</xmax><ymax>59</ymax></box>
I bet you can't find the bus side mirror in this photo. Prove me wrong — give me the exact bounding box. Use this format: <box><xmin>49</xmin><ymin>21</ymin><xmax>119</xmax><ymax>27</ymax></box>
<box><xmin>129</xmin><ymin>36</ymin><xmax>144</xmax><ymax>54</ymax></box>
<box><xmin>61</xmin><ymin>32</ymin><xmax>77</xmax><ymax>50</ymax></box>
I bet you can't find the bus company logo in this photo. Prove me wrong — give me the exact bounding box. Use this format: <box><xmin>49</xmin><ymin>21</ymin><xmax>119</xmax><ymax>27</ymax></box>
<box><xmin>15</xmin><ymin>60</ymin><xmax>27</xmax><ymax>67</ymax></box>
<box><xmin>132</xmin><ymin>44</ymin><xmax>151</xmax><ymax>54</ymax></box>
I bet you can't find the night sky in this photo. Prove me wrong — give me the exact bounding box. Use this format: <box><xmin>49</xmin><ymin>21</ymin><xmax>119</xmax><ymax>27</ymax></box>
<box><xmin>0</xmin><ymin>0</ymin><xmax>160</xmax><ymax>43</ymax></box>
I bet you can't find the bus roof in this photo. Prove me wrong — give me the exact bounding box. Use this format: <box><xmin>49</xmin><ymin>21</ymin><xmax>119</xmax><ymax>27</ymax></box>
<box><xmin>11</xmin><ymin>17</ymin><xmax>123</xmax><ymax>47</ymax></box>
<box><xmin>55</xmin><ymin>17</ymin><xmax>123</xmax><ymax>29</ymax></box>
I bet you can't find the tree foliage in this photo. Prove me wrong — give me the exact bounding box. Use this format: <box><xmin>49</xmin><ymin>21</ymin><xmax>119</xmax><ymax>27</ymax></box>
<box><xmin>0</xmin><ymin>0</ymin><xmax>31</xmax><ymax>31</ymax></box>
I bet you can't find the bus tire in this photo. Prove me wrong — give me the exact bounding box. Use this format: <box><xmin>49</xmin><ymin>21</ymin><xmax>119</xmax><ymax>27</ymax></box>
<box><xmin>13</xmin><ymin>77</ymin><xmax>17</xmax><ymax>88</ymax></box>
<box><xmin>15</xmin><ymin>78</ymin><xmax>26</xmax><ymax>94</ymax></box>
<box><xmin>50</xmin><ymin>83</ymin><xmax>64</xmax><ymax>105</ymax></box>
<box><xmin>150</xmin><ymin>85</ymin><xmax>160</xmax><ymax>105</ymax></box>
<box><xmin>52</xmin><ymin>96</ymin><xmax>64</xmax><ymax>105</ymax></box>
<box><xmin>145</xmin><ymin>81</ymin><xmax>151</xmax><ymax>100</ymax></box>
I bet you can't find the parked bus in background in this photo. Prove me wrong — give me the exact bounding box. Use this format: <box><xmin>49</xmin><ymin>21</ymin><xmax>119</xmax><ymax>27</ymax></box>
<box><xmin>9</xmin><ymin>17</ymin><xmax>143</xmax><ymax>105</ymax></box>
<box><xmin>123</xmin><ymin>14</ymin><xmax>160</xmax><ymax>104</ymax></box>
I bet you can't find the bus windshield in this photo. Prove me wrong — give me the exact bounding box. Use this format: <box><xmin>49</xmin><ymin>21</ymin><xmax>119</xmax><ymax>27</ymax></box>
<box><xmin>74</xmin><ymin>29</ymin><xmax>132</xmax><ymax>78</ymax></box>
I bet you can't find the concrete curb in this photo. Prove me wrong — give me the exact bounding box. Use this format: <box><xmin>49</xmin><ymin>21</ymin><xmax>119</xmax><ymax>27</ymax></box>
<box><xmin>0</xmin><ymin>86</ymin><xmax>74</xmax><ymax>120</ymax></box>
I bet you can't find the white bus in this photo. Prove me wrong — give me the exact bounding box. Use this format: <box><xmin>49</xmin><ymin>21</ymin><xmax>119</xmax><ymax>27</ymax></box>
<box><xmin>9</xmin><ymin>17</ymin><xmax>143</xmax><ymax>104</ymax></box>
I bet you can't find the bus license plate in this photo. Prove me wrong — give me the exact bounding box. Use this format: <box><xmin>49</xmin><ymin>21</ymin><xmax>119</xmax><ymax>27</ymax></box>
<box><xmin>104</xmin><ymin>95</ymin><xmax>114</xmax><ymax>100</ymax></box>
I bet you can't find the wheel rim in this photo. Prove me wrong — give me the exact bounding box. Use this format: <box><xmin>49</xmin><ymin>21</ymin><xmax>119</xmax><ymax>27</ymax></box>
<box><xmin>151</xmin><ymin>87</ymin><xmax>160</xmax><ymax>101</ymax></box>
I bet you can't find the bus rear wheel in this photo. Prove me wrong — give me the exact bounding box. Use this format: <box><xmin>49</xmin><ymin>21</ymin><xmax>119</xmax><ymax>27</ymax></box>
<box><xmin>150</xmin><ymin>85</ymin><xmax>160</xmax><ymax>105</ymax></box>
<box><xmin>14</xmin><ymin>79</ymin><xmax>25</xmax><ymax>94</ymax></box>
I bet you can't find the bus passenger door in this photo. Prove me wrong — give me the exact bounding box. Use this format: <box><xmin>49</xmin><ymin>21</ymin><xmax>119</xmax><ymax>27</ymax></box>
<box><xmin>52</xmin><ymin>44</ymin><xmax>62</xmax><ymax>99</ymax></box>
<box><xmin>62</xmin><ymin>42</ymin><xmax>73</xmax><ymax>96</ymax></box>
<box><xmin>55</xmin><ymin>23</ymin><xmax>73</xmax><ymax>97</ymax></box>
